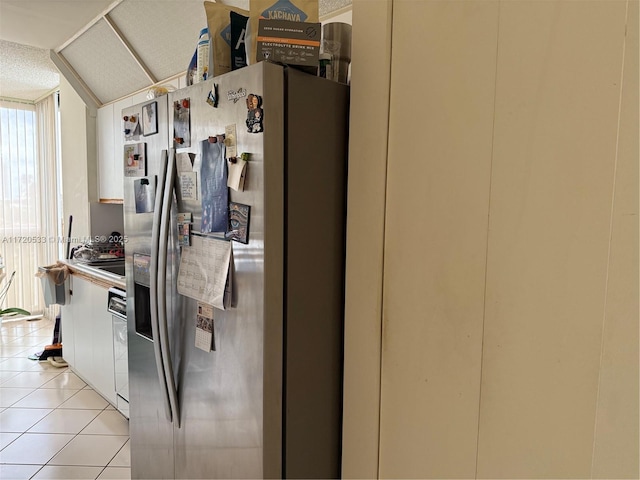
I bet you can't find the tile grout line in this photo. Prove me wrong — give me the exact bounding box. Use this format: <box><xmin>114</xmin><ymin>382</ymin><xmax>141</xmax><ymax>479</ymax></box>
<box><xmin>0</xmin><ymin>318</ymin><xmax>130</xmax><ymax>478</ymax></box>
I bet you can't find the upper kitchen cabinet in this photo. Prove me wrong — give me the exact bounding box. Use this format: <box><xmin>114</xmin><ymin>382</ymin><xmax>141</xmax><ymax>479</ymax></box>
<box><xmin>97</xmin><ymin>97</ymin><xmax>130</xmax><ymax>202</ymax></box>
<box><xmin>97</xmin><ymin>80</ymin><xmax>178</xmax><ymax>202</ymax></box>
<box><xmin>97</xmin><ymin>103</ymin><xmax>116</xmax><ymax>202</ymax></box>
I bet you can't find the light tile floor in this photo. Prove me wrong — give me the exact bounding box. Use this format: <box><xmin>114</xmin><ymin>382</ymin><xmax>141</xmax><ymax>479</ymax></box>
<box><xmin>0</xmin><ymin>317</ymin><xmax>130</xmax><ymax>480</ymax></box>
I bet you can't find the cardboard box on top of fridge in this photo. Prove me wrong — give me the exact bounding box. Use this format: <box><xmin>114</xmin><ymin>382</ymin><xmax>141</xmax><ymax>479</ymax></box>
<box><xmin>256</xmin><ymin>19</ymin><xmax>320</xmax><ymax>67</ymax></box>
<box><xmin>246</xmin><ymin>0</ymin><xmax>319</xmax><ymax>65</ymax></box>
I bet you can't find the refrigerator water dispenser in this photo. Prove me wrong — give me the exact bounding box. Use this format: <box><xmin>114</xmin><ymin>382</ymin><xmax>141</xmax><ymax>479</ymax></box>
<box><xmin>133</xmin><ymin>253</ymin><xmax>152</xmax><ymax>340</ymax></box>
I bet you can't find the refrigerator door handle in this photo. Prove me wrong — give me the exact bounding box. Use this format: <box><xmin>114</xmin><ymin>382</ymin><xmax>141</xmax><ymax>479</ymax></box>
<box><xmin>150</xmin><ymin>150</ymin><xmax>173</xmax><ymax>423</ymax></box>
<box><xmin>158</xmin><ymin>148</ymin><xmax>180</xmax><ymax>427</ymax></box>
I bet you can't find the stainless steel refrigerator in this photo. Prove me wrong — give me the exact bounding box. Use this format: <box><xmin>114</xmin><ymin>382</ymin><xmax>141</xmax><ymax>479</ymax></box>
<box><xmin>122</xmin><ymin>62</ymin><xmax>349</xmax><ymax>479</ymax></box>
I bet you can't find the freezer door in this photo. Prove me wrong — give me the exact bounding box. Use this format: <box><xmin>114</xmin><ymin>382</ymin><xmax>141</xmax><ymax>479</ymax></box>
<box><xmin>283</xmin><ymin>67</ymin><xmax>349</xmax><ymax>479</ymax></box>
<box><xmin>124</xmin><ymin>97</ymin><xmax>176</xmax><ymax>479</ymax></box>
<box><xmin>168</xmin><ymin>62</ymin><xmax>284</xmax><ymax>480</ymax></box>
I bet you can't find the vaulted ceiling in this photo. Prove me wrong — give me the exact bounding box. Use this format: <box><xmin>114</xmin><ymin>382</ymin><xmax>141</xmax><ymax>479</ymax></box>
<box><xmin>0</xmin><ymin>0</ymin><xmax>351</xmax><ymax>105</ymax></box>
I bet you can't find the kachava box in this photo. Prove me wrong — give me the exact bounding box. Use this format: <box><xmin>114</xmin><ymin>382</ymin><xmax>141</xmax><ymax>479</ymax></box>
<box><xmin>247</xmin><ymin>0</ymin><xmax>319</xmax><ymax>64</ymax></box>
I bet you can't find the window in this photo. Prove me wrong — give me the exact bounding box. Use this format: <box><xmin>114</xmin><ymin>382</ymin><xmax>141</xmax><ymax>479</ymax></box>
<box><xmin>1</xmin><ymin>106</ymin><xmax>38</xmax><ymax>236</ymax></box>
<box><xmin>0</xmin><ymin>97</ymin><xmax>61</xmax><ymax>316</ymax></box>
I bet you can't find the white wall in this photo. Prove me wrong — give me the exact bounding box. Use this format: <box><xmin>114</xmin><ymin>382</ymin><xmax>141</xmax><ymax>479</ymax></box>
<box><xmin>342</xmin><ymin>0</ymin><xmax>639</xmax><ymax>478</ymax></box>
<box><xmin>341</xmin><ymin>2</ymin><xmax>390</xmax><ymax>478</ymax></box>
<box><xmin>59</xmin><ymin>75</ymin><xmax>93</xmax><ymax>244</ymax></box>
<box><xmin>89</xmin><ymin>203</ymin><xmax>124</xmax><ymax>238</ymax></box>
<box><xmin>321</xmin><ymin>8</ymin><xmax>352</xmax><ymax>24</ymax></box>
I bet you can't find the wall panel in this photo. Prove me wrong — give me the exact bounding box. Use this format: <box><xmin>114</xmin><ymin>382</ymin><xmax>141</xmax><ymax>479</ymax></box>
<box><xmin>341</xmin><ymin>1</ymin><xmax>392</xmax><ymax>478</ymax></box>
<box><xmin>476</xmin><ymin>1</ymin><xmax>629</xmax><ymax>478</ymax></box>
<box><xmin>60</xmin><ymin>76</ymin><xmax>91</xmax><ymax>240</ymax></box>
<box><xmin>379</xmin><ymin>1</ymin><xmax>499</xmax><ymax>477</ymax></box>
<box><xmin>343</xmin><ymin>1</ymin><xmax>637</xmax><ymax>478</ymax></box>
<box><xmin>591</xmin><ymin>1</ymin><xmax>639</xmax><ymax>477</ymax></box>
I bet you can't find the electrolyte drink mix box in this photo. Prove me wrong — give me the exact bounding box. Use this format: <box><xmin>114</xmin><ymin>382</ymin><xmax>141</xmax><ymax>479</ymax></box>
<box><xmin>256</xmin><ymin>19</ymin><xmax>320</xmax><ymax>67</ymax></box>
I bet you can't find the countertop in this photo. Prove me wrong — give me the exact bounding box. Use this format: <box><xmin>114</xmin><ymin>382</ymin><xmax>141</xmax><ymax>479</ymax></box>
<box><xmin>60</xmin><ymin>259</ymin><xmax>126</xmax><ymax>290</ymax></box>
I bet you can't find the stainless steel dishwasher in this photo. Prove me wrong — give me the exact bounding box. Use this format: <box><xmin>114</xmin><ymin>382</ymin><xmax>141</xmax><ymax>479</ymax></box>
<box><xmin>108</xmin><ymin>287</ymin><xmax>129</xmax><ymax>418</ymax></box>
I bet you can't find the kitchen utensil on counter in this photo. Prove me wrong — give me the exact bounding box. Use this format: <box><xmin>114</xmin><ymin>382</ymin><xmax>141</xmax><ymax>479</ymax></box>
<box><xmin>72</xmin><ymin>239</ymin><xmax>125</xmax><ymax>264</ymax></box>
<box><xmin>66</xmin><ymin>215</ymin><xmax>73</xmax><ymax>260</ymax></box>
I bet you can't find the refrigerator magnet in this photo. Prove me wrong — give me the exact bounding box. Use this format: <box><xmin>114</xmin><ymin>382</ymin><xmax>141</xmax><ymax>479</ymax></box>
<box><xmin>206</xmin><ymin>83</ymin><xmax>219</xmax><ymax>108</ymax></box>
<box><xmin>224</xmin><ymin>124</ymin><xmax>237</xmax><ymax>159</ymax></box>
<box><xmin>173</xmin><ymin>98</ymin><xmax>191</xmax><ymax>148</ymax></box>
<box><xmin>227</xmin><ymin>87</ymin><xmax>247</xmax><ymax>104</ymax></box>
<box><xmin>228</xmin><ymin>202</ymin><xmax>251</xmax><ymax>244</ymax></box>
<box><xmin>178</xmin><ymin>221</ymin><xmax>191</xmax><ymax>246</ymax></box>
<box><xmin>245</xmin><ymin>94</ymin><xmax>263</xmax><ymax>133</ymax></box>
<box><xmin>177</xmin><ymin>212</ymin><xmax>192</xmax><ymax>246</ymax></box>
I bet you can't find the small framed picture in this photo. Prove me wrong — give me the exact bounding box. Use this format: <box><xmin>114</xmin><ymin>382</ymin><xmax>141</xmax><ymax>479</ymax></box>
<box><xmin>228</xmin><ymin>202</ymin><xmax>251</xmax><ymax>244</ymax></box>
<box><xmin>142</xmin><ymin>102</ymin><xmax>158</xmax><ymax>136</ymax></box>
<box><xmin>141</xmin><ymin>102</ymin><xmax>158</xmax><ymax>137</ymax></box>
<box><xmin>124</xmin><ymin>143</ymin><xmax>146</xmax><ymax>177</ymax></box>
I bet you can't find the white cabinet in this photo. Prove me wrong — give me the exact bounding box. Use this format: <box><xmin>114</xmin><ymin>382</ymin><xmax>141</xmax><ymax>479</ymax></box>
<box><xmin>97</xmin><ymin>98</ymin><xmax>131</xmax><ymax>202</ymax></box>
<box><xmin>61</xmin><ymin>275</ymin><xmax>116</xmax><ymax>405</ymax></box>
<box><xmin>96</xmin><ymin>78</ymin><xmax>181</xmax><ymax>202</ymax></box>
<box><xmin>111</xmin><ymin>97</ymin><xmax>132</xmax><ymax>201</ymax></box>
<box><xmin>60</xmin><ymin>283</ymin><xmax>77</xmax><ymax>367</ymax></box>
<box><xmin>97</xmin><ymin>104</ymin><xmax>115</xmax><ymax>200</ymax></box>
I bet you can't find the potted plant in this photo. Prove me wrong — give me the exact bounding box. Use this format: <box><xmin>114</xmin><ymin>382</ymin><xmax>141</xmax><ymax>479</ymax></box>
<box><xmin>0</xmin><ymin>271</ymin><xmax>31</xmax><ymax>319</ymax></box>
<box><xmin>1</xmin><ymin>307</ymin><xmax>31</xmax><ymax>317</ymax></box>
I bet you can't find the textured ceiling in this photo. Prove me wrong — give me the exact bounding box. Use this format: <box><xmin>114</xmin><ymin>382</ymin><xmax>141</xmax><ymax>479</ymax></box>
<box><xmin>0</xmin><ymin>0</ymin><xmax>352</xmax><ymax>104</ymax></box>
<box><xmin>0</xmin><ymin>40</ymin><xmax>60</xmax><ymax>102</ymax></box>
<box><xmin>0</xmin><ymin>0</ymin><xmax>116</xmax><ymax>50</ymax></box>
<box><xmin>319</xmin><ymin>0</ymin><xmax>351</xmax><ymax>16</ymax></box>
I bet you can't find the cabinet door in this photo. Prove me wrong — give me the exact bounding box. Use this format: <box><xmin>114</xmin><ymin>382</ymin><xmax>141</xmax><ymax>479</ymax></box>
<box><xmin>70</xmin><ymin>277</ymin><xmax>94</xmax><ymax>382</ymax></box>
<box><xmin>65</xmin><ymin>276</ymin><xmax>117</xmax><ymax>405</ymax></box>
<box><xmin>60</xmin><ymin>277</ymin><xmax>77</xmax><ymax>367</ymax></box>
<box><xmin>112</xmin><ymin>98</ymin><xmax>133</xmax><ymax>201</ymax></box>
<box><xmin>89</xmin><ymin>280</ymin><xmax>116</xmax><ymax>405</ymax></box>
<box><xmin>97</xmin><ymin>104</ymin><xmax>116</xmax><ymax>201</ymax></box>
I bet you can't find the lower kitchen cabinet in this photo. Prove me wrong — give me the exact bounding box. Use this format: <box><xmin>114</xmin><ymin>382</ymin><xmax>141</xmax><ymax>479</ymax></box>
<box><xmin>61</xmin><ymin>274</ymin><xmax>116</xmax><ymax>405</ymax></box>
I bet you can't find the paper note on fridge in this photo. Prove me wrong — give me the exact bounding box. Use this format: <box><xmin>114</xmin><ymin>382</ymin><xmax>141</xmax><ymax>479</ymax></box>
<box><xmin>176</xmin><ymin>152</ymin><xmax>194</xmax><ymax>173</ymax></box>
<box><xmin>227</xmin><ymin>158</ymin><xmax>247</xmax><ymax>191</ymax></box>
<box><xmin>177</xmin><ymin>235</ymin><xmax>232</xmax><ymax>310</ymax></box>
<box><xmin>179</xmin><ymin>172</ymin><xmax>198</xmax><ymax>200</ymax></box>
